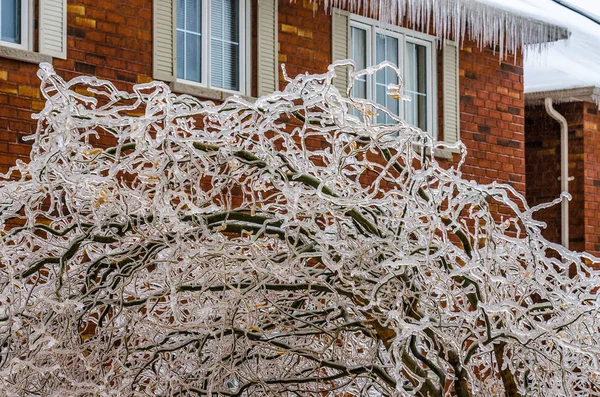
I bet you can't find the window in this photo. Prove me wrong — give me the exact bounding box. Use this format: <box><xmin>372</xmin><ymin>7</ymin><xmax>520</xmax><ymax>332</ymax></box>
<box><xmin>349</xmin><ymin>18</ymin><xmax>435</xmax><ymax>134</ymax></box>
<box><xmin>0</xmin><ymin>0</ymin><xmax>28</xmax><ymax>50</ymax></box>
<box><xmin>155</xmin><ymin>0</ymin><xmax>278</xmax><ymax>98</ymax></box>
<box><xmin>176</xmin><ymin>0</ymin><xmax>246</xmax><ymax>92</ymax></box>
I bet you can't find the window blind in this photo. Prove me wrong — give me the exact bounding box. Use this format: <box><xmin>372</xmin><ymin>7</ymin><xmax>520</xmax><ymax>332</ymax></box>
<box><xmin>211</xmin><ymin>0</ymin><xmax>239</xmax><ymax>91</ymax></box>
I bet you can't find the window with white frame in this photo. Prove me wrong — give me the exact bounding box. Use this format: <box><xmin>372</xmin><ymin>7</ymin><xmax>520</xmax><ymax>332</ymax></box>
<box><xmin>176</xmin><ymin>0</ymin><xmax>246</xmax><ymax>92</ymax></box>
<box><xmin>350</xmin><ymin>18</ymin><xmax>435</xmax><ymax>134</ymax></box>
<box><xmin>0</xmin><ymin>0</ymin><xmax>29</xmax><ymax>49</ymax></box>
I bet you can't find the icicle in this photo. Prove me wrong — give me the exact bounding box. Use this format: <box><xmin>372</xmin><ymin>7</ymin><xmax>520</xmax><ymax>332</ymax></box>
<box><xmin>314</xmin><ymin>0</ymin><xmax>568</xmax><ymax>60</ymax></box>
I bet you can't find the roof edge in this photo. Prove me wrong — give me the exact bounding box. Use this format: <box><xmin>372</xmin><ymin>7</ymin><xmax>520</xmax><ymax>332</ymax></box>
<box><xmin>325</xmin><ymin>0</ymin><xmax>569</xmax><ymax>58</ymax></box>
<box><xmin>525</xmin><ymin>86</ymin><xmax>600</xmax><ymax>107</ymax></box>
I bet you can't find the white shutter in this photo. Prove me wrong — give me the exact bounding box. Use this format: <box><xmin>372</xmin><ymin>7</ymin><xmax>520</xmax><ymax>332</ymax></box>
<box><xmin>442</xmin><ymin>41</ymin><xmax>460</xmax><ymax>144</ymax></box>
<box><xmin>153</xmin><ymin>0</ymin><xmax>176</xmax><ymax>82</ymax></box>
<box><xmin>257</xmin><ymin>0</ymin><xmax>277</xmax><ymax>96</ymax></box>
<box><xmin>331</xmin><ymin>10</ymin><xmax>349</xmax><ymax>95</ymax></box>
<box><xmin>39</xmin><ymin>0</ymin><xmax>66</xmax><ymax>59</ymax></box>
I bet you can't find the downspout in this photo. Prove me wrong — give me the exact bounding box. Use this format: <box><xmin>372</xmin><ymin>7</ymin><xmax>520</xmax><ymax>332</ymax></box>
<box><xmin>544</xmin><ymin>98</ymin><xmax>569</xmax><ymax>249</ymax></box>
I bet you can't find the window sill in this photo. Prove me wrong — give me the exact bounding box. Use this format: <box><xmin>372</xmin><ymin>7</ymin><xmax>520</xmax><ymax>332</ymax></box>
<box><xmin>432</xmin><ymin>146</ymin><xmax>455</xmax><ymax>160</ymax></box>
<box><xmin>0</xmin><ymin>45</ymin><xmax>52</xmax><ymax>64</ymax></box>
<box><xmin>412</xmin><ymin>142</ymin><xmax>459</xmax><ymax>160</ymax></box>
<box><xmin>170</xmin><ymin>81</ymin><xmax>255</xmax><ymax>102</ymax></box>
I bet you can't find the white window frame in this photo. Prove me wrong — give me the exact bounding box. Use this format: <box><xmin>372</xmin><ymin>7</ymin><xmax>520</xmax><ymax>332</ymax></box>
<box><xmin>0</xmin><ymin>0</ymin><xmax>31</xmax><ymax>51</ymax></box>
<box><xmin>350</xmin><ymin>15</ymin><xmax>437</xmax><ymax>138</ymax></box>
<box><xmin>176</xmin><ymin>0</ymin><xmax>250</xmax><ymax>96</ymax></box>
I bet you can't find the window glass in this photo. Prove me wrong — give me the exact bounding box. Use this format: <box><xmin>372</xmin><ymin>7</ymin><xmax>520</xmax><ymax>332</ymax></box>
<box><xmin>210</xmin><ymin>0</ymin><xmax>239</xmax><ymax>90</ymax></box>
<box><xmin>348</xmin><ymin>20</ymin><xmax>434</xmax><ymax>134</ymax></box>
<box><xmin>1</xmin><ymin>0</ymin><xmax>21</xmax><ymax>45</ymax></box>
<box><xmin>177</xmin><ymin>0</ymin><xmax>242</xmax><ymax>91</ymax></box>
<box><xmin>375</xmin><ymin>33</ymin><xmax>399</xmax><ymax>124</ymax></box>
<box><xmin>405</xmin><ymin>41</ymin><xmax>428</xmax><ymax>130</ymax></box>
<box><xmin>350</xmin><ymin>26</ymin><xmax>367</xmax><ymax>99</ymax></box>
<box><xmin>177</xmin><ymin>0</ymin><xmax>202</xmax><ymax>82</ymax></box>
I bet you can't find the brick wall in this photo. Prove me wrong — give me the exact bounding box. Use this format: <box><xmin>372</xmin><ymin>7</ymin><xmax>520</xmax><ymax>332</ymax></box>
<box><xmin>57</xmin><ymin>1</ymin><xmax>153</xmax><ymax>86</ymax></box>
<box><xmin>525</xmin><ymin>102</ymin><xmax>585</xmax><ymax>251</ymax></box>
<box><xmin>582</xmin><ymin>104</ymin><xmax>600</xmax><ymax>256</ymax></box>
<box><xmin>0</xmin><ymin>0</ymin><xmax>156</xmax><ymax>174</ymax></box>
<box><xmin>278</xmin><ymin>0</ymin><xmax>331</xmax><ymax>85</ymax></box>
<box><xmin>277</xmin><ymin>3</ymin><xmax>526</xmax><ymax>200</ymax></box>
<box><xmin>0</xmin><ymin>60</ymin><xmax>42</xmax><ymax>173</ymax></box>
<box><xmin>458</xmin><ymin>47</ymin><xmax>525</xmax><ymax>195</ymax></box>
<box><xmin>0</xmin><ymin>1</ymin><xmax>526</xmax><ymax>202</ymax></box>
<box><xmin>526</xmin><ymin>101</ymin><xmax>600</xmax><ymax>259</ymax></box>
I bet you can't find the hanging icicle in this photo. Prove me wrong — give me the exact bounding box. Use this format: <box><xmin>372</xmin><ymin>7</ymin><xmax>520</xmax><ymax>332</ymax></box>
<box><xmin>320</xmin><ymin>0</ymin><xmax>568</xmax><ymax>58</ymax></box>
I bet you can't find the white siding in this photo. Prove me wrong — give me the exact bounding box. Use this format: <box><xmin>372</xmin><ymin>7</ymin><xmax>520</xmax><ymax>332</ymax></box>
<box><xmin>443</xmin><ymin>41</ymin><xmax>460</xmax><ymax>144</ymax></box>
<box><xmin>257</xmin><ymin>0</ymin><xmax>277</xmax><ymax>96</ymax></box>
<box><xmin>39</xmin><ymin>0</ymin><xmax>66</xmax><ymax>59</ymax></box>
<box><xmin>331</xmin><ymin>10</ymin><xmax>349</xmax><ymax>96</ymax></box>
<box><xmin>153</xmin><ymin>0</ymin><xmax>176</xmax><ymax>81</ymax></box>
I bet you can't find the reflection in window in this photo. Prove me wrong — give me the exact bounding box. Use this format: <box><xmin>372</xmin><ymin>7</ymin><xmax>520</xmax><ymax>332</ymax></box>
<box><xmin>405</xmin><ymin>42</ymin><xmax>428</xmax><ymax>131</ymax></box>
<box><xmin>0</xmin><ymin>0</ymin><xmax>21</xmax><ymax>45</ymax></box>
<box><xmin>349</xmin><ymin>20</ymin><xmax>433</xmax><ymax>133</ymax></box>
<box><xmin>350</xmin><ymin>26</ymin><xmax>367</xmax><ymax>100</ymax></box>
<box><xmin>375</xmin><ymin>33</ymin><xmax>399</xmax><ymax>124</ymax></box>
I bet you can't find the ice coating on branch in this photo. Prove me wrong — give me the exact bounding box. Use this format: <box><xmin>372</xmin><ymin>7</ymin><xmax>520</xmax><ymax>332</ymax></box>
<box><xmin>322</xmin><ymin>0</ymin><xmax>568</xmax><ymax>59</ymax></box>
<box><xmin>0</xmin><ymin>62</ymin><xmax>599</xmax><ymax>396</ymax></box>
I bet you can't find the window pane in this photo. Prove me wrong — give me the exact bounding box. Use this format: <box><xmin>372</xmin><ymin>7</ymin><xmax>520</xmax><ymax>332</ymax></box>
<box><xmin>1</xmin><ymin>0</ymin><xmax>21</xmax><ymax>44</ymax></box>
<box><xmin>185</xmin><ymin>0</ymin><xmax>201</xmax><ymax>33</ymax></box>
<box><xmin>405</xmin><ymin>41</ymin><xmax>428</xmax><ymax>130</ymax></box>
<box><xmin>185</xmin><ymin>32</ymin><xmax>201</xmax><ymax>82</ymax></box>
<box><xmin>350</xmin><ymin>27</ymin><xmax>367</xmax><ymax>99</ymax></box>
<box><xmin>176</xmin><ymin>0</ymin><xmax>185</xmax><ymax>29</ymax></box>
<box><xmin>177</xmin><ymin>30</ymin><xmax>185</xmax><ymax>78</ymax></box>
<box><xmin>375</xmin><ymin>33</ymin><xmax>399</xmax><ymax>124</ymax></box>
<box><xmin>211</xmin><ymin>0</ymin><xmax>239</xmax><ymax>91</ymax></box>
<box><xmin>176</xmin><ymin>0</ymin><xmax>202</xmax><ymax>82</ymax></box>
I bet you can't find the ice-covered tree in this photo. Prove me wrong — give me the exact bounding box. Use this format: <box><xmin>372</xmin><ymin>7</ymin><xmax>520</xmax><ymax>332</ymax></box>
<box><xmin>0</xmin><ymin>62</ymin><xmax>599</xmax><ymax>396</ymax></box>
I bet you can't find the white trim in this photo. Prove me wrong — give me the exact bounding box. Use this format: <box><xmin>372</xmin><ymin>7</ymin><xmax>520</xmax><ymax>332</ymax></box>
<box><xmin>171</xmin><ymin>80</ymin><xmax>256</xmax><ymax>102</ymax></box>
<box><xmin>350</xmin><ymin>21</ymin><xmax>372</xmax><ymax>99</ymax></box>
<box><xmin>405</xmin><ymin>35</ymin><xmax>436</xmax><ymax>137</ymax></box>
<box><xmin>350</xmin><ymin>13</ymin><xmax>438</xmax><ymax>44</ymax></box>
<box><xmin>176</xmin><ymin>0</ymin><xmax>250</xmax><ymax>96</ymax></box>
<box><xmin>349</xmin><ymin>14</ymin><xmax>438</xmax><ymax>138</ymax></box>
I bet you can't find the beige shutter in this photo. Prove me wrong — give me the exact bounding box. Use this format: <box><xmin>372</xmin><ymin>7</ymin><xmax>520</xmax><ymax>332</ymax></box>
<box><xmin>39</xmin><ymin>0</ymin><xmax>66</xmax><ymax>59</ymax></box>
<box><xmin>331</xmin><ymin>10</ymin><xmax>349</xmax><ymax>95</ymax></box>
<box><xmin>153</xmin><ymin>0</ymin><xmax>176</xmax><ymax>81</ymax></box>
<box><xmin>442</xmin><ymin>41</ymin><xmax>460</xmax><ymax>144</ymax></box>
<box><xmin>257</xmin><ymin>0</ymin><xmax>278</xmax><ymax>96</ymax></box>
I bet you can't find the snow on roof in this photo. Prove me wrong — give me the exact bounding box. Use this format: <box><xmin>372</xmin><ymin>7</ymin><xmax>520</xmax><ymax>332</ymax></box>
<box><xmin>521</xmin><ymin>0</ymin><xmax>600</xmax><ymax>96</ymax></box>
<box><xmin>325</xmin><ymin>0</ymin><xmax>568</xmax><ymax>58</ymax></box>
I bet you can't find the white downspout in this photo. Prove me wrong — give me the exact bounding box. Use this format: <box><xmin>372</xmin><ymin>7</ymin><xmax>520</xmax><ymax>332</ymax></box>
<box><xmin>544</xmin><ymin>97</ymin><xmax>569</xmax><ymax>249</ymax></box>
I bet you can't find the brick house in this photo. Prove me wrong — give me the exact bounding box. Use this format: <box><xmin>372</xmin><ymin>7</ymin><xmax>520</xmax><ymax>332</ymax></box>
<box><xmin>0</xmin><ymin>1</ymin><xmax>567</xmax><ymax>220</ymax></box>
<box><xmin>525</xmin><ymin>95</ymin><xmax>598</xmax><ymax>254</ymax></box>
<box><xmin>523</xmin><ymin>2</ymin><xmax>600</xmax><ymax>256</ymax></box>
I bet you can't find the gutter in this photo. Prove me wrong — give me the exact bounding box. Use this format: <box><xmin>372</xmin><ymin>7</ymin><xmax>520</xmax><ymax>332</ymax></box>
<box><xmin>544</xmin><ymin>98</ymin><xmax>570</xmax><ymax>249</ymax></box>
<box><xmin>525</xmin><ymin>86</ymin><xmax>600</xmax><ymax>108</ymax></box>
<box><xmin>327</xmin><ymin>0</ymin><xmax>569</xmax><ymax>59</ymax></box>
